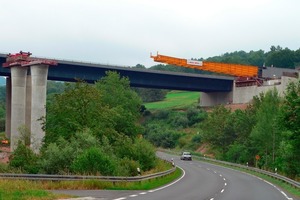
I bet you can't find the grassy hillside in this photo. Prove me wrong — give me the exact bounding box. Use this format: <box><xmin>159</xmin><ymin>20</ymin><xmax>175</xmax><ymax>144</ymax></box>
<box><xmin>144</xmin><ymin>91</ymin><xmax>200</xmax><ymax>110</ymax></box>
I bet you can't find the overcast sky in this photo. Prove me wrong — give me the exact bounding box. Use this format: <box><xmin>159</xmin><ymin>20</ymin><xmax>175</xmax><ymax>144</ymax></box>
<box><xmin>1</xmin><ymin>0</ymin><xmax>300</xmax><ymax>67</ymax></box>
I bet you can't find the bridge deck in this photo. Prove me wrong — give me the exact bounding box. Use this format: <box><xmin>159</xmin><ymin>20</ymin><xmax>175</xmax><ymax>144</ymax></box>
<box><xmin>0</xmin><ymin>54</ymin><xmax>233</xmax><ymax>92</ymax></box>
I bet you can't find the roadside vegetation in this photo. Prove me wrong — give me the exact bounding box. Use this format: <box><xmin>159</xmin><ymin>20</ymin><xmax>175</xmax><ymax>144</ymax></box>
<box><xmin>2</xmin><ymin>72</ymin><xmax>158</xmax><ymax>176</ymax></box>
<box><xmin>0</xmin><ymin>45</ymin><xmax>300</xmax><ymax>198</ymax></box>
<box><xmin>0</xmin><ymin>163</ymin><xmax>181</xmax><ymax>200</ymax></box>
<box><xmin>141</xmin><ymin>81</ymin><xmax>300</xmax><ymax>181</ymax></box>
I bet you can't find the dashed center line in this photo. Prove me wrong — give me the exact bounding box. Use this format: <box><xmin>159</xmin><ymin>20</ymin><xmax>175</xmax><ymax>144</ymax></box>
<box><xmin>139</xmin><ymin>192</ymin><xmax>147</xmax><ymax>195</ymax></box>
<box><xmin>129</xmin><ymin>194</ymin><xmax>138</xmax><ymax>197</ymax></box>
<box><xmin>221</xmin><ymin>189</ymin><xmax>225</xmax><ymax>193</ymax></box>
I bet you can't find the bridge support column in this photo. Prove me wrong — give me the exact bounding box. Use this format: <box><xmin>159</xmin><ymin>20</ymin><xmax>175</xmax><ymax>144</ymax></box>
<box><xmin>5</xmin><ymin>77</ymin><xmax>11</xmax><ymax>139</ymax></box>
<box><xmin>30</xmin><ymin>64</ymin><xmax>48</xmax><ymax>153</ymax></box>
<box><xmin>10</xmin><ymin>66</ymin><xmax>28</xmax><ymax>150</ymax></box>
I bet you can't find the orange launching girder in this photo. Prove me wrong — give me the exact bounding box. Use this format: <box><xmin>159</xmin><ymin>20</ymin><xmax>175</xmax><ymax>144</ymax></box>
<box><xmin>151</xmin><ymin>53</ymin><xmax>258</xmax><ymax>77</ymax></box>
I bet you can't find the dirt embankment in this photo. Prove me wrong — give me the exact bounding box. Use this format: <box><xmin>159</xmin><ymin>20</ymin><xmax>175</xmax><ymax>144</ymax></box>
<box><xmin>0</xmin><ymin>146</ymin><xmax>10</xmax><ymax>163</ymax></box>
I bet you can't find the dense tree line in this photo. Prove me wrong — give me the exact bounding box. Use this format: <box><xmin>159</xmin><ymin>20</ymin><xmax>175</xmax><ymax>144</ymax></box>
<box><xmin>7</xmin><ymin>72</ymin><xmax>157</xmax><ymax>176</ymax></box>
<box><xmin>206</xmin><ymin>45</ymin><xmax>300</xmax><ymax>69</ymax></box>
<box><xmin>199</xmin><ymin>81</ymin><xmax>300</xmax><ymax>179</ymax></box>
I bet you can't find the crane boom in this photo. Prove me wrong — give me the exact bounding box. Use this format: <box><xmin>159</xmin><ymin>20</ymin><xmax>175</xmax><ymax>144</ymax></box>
<box><xmin>151</xmin><ymin>53</ymin><xmax>258</xmax><ymax>77</ymax></box>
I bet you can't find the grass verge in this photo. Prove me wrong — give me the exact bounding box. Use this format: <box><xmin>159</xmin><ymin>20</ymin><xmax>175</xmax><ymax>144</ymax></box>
<box><xmin>0</xmin><ymin>168</ymin><xmax>182</xmax><ymax>200</ymax></box>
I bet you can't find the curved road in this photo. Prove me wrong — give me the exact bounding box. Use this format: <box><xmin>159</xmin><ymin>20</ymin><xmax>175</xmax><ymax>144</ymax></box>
<box><xmin>54</xmin><ymin>152</ymin><xmax>295</xmax><ymax>200</ymax></box>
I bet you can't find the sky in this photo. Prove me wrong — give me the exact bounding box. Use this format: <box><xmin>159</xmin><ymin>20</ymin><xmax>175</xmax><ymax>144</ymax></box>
<box><xmin>1</xmin><ymin>0</ymin><xmax>300</xmax><ymax>68</ymax></box>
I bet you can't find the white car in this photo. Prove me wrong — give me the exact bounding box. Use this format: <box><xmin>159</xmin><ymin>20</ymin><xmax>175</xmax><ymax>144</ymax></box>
<box><xmin>180</xmin><ymin>152</ymin><xmax>192</xmax><ymax>161</ymax></box>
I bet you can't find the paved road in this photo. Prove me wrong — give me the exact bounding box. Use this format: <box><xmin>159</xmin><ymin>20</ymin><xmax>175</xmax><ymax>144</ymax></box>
<box><xmin>54</xmin><ymin>152</ymin><xmax>295</xmax><ymax>200</ymax></box>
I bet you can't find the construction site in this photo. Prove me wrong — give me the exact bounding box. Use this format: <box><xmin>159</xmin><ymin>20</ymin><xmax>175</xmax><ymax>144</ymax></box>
<box><xmin>151</xmin><ymin>53</ymin><xmax>300</xmax><ymax>107</ymax></box>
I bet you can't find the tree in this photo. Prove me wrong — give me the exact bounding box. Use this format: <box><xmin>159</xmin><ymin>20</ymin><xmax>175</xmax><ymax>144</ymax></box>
<box><xmin>250</xmin><ymin>89</ymin><xmax>281</xmax><ymax>169</ymax></box>
<box><xmin>265</xmin><ymin>47</ymin><xmax>295</xmax><ymax>68</ymax></box>
<box><xmin>200</xmin><ymin>105</ymin><xmax>232</xmax><ymax>154</ymax></box>
<box><xmin>44</xmin><ymin>81</ymin><xmax>115</xmax><ymax>144</ymax></box>
<box><xmin>278</xmin><ymin>80</ymin><xmax>300</xmax><ymax>178</ymax></box>
<box><xmin>133</xmin><ymin>88</ymin><xmax>168</xmax><ymax>102</ymax></box>
<box><xmin>95</xmin><ymin>71</ymin><xmax>143</xmax><ymax>138</ymax></box>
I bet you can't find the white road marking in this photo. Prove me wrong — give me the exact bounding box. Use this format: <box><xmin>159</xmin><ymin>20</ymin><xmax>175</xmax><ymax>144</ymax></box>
<box><xmin>148</xmin><ymin>166</ymin><xmax>186</xmax><ymax>193</ymax></box>
<box><xmin>114</xmin><ymin>198</ymin><xmax>126</xmax><ymax>200</ymax></box>
<box><xmin>210</xmin><ymin>198</ymin><xmax>214</xmax><ymax>200</ymax></box>
<box><xmin>207</xmin><ymin>168</ymin><xmax>210</xmax><ymax>170</ymax></box>
<box><xmin>62</xmin><ymin>198</ymin><xmax>96</xmax><ymax>200</ymax></box>
<box><xmin>221</xmin><ymin>189</ymin><xmax>225</xmax><ymax>193</ymax></box>
<box><xmin>139</xmin><ymin>192</ymin><xmax>147</xmax><ymax>195</ymax></box>
<box><xmin>224</xmin><ymin>182</ymin><xmax>227</xmax><ymax>186</ymax></box>
<box><xmin>219</xmin><ymin>174</ymin><xmax>222</xmax><ymax>177</ymax></box>
<box><xmin>129</xmin><ymin>194</ymin><xmax>138</xmax><ymax>197</ymax></box>
<box><xmin>222</xmin><ymin>165</ymin><xmax>293</xmax><ymax>200</ymax></box>
<box><xmin>213</xmin><ymin>171</ymin><xmax>217</xmax><ymax>173</ymax></box>
<box><xmin>223</xmin><ymin>178</ymin><xmax>226</xmax><ymax>181</ymax></box>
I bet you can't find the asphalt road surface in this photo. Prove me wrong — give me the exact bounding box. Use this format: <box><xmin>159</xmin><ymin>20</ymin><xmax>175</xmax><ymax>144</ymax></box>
<box><xmin>54</xmin><ymin>152</ymin><xmax>295</xmax><ymax>200</ymax></box>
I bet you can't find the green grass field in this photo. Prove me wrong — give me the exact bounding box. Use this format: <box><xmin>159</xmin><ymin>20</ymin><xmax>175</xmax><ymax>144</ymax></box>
<box><xmin>144</xmin><ymin>91</ymin><xmax>200</xmax><ymax>110</ymax></box>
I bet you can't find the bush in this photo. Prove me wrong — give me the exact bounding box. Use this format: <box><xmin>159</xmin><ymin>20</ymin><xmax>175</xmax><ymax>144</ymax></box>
<box><xmin>192</xmin><ymin>134</ymin><xmax>201</xmax><ymax>144</ymax></box>
<box><xmin>39</xmin><ymin>139</ymin><xmax>75</xmax><ymax>174</ymax></box>
<box><xmin>71</xmin><ymin>147</ymin><xmax>116</xmax><ymax>175</ymax></box>
<box><xmin>132</xmin><ymin>139</ymin><xmax>156</xmax><ymax>171</ymax></box>
<box><xmin>9</xmin><ymin>141</ymin><xmax>39</xmax><ymax>173</ymax></box>
<box><xmin>117</xmin><ymin>158</ymin><xmax>140</xmax><ymax>176</ymax></box>
<box><xmin>187</xmin><ymin>107</ymin><xmax>207</xmax><ymax>126</ymax></box>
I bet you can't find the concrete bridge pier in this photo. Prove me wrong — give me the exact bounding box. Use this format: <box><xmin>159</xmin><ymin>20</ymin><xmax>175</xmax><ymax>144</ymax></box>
<box><xmin>30</xmin><ymin>64</ymin><xmax>49</xmax><ymax>153</ymax></box>
<box><xmin>7</xmin><ymin>64</ymin><xmax>49</xmax><ymax>153</ymax></box>
<box><xmin>10</xmin><ymin>66</ymin><xmax>28</xmax><ymax>150</ymax></box>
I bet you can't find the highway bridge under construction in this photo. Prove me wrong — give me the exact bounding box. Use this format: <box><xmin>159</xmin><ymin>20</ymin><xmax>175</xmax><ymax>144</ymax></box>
<box><xmin>0</xmin><ymin>52</ymin><xmax>299</xmax><ymax>152</ymax></box>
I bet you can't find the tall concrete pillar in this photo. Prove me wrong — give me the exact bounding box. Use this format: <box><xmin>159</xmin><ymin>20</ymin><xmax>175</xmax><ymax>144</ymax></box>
<box><xmin>30</xmin><ymin>64</ymin><xmax>48</xmax><ymax>153</ymax></box>
<box><xmin>5</xmin><ymin>77</ymin><xmax>11</xmax><ymax>139</ymax></box>
<box><xmin>26</xmin><ymin>75</ymin><xmax>32</xmax><ymax>132</ymax></box>
<box><xmin>10</xmin><ymin>66</ymin><xmax>28</xmax><ymax>150</ymax></box>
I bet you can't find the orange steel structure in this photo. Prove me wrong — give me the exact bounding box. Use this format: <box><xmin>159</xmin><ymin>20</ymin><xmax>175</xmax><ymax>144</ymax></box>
<box><xmin>151</xmin><ymin>53</ymin><xmax>258</xmax><ymax>77</ymax></box>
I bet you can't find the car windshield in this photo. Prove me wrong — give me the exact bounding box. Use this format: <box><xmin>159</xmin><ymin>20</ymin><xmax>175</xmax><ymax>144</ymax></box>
<box><xmin>183</xmin><ymin>152</ymin><xmax>191</xmax><ymax>155</ymax></box>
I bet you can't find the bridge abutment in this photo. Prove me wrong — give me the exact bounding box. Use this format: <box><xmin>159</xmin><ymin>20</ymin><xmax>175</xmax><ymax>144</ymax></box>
<box><xmin>200</xmin><ymin>91</ymin><xmax>233</xmax><ymax>107</ymax></box>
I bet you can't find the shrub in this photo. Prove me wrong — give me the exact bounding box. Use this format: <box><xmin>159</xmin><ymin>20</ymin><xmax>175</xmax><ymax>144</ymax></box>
<box><xmin>39</xmin><ymin>137</ymin><xmax>76</xmax><ymax>174</ymax></box>
<box><xmin>117</xmin><ymin>158</ymin><xmax>140</xmax><ymax>176</ymax></box>
<box><xmin>132</xmin><ymin>139</ymin><xmax>156</xmax><ymax>171</ymax></box>
<box><xmin>9</xmin><ymin>141</ymin><xmax>39</xmax><ymax>174</ymax></box>
<box><xmin>71</xmin><ymin>147</ymin><xmax>116</xmax><ymax>175</ymax></box>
